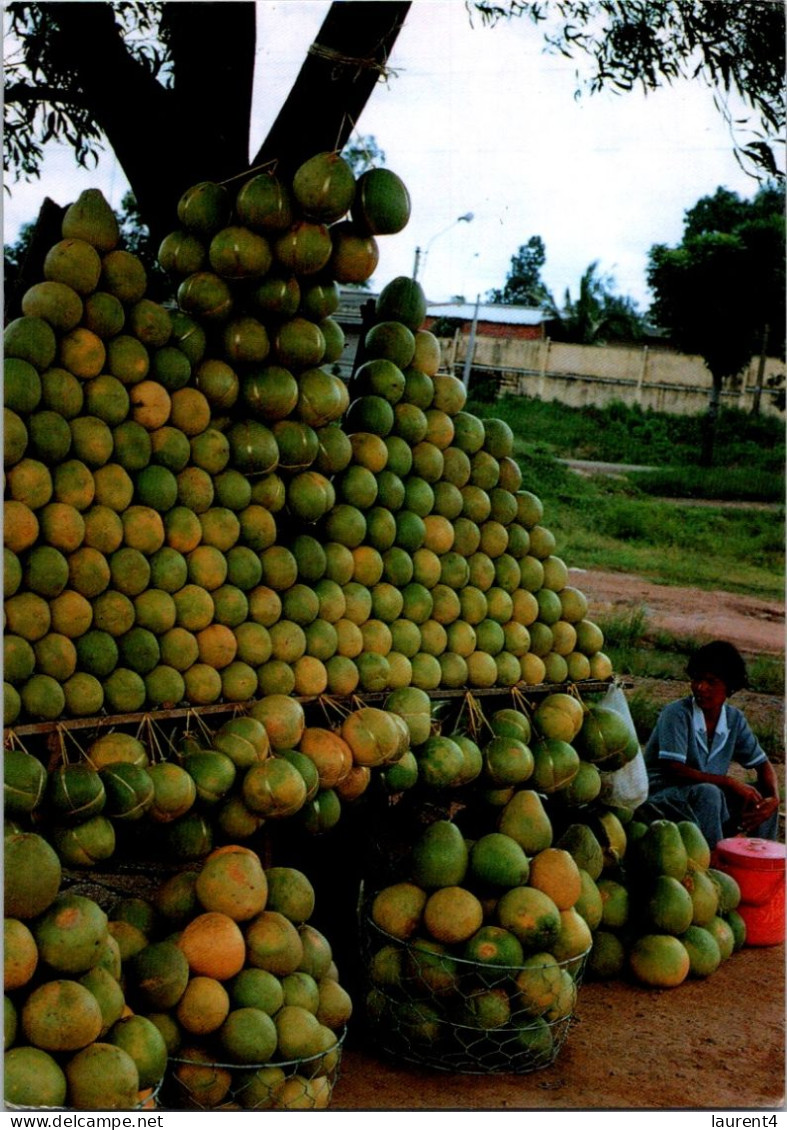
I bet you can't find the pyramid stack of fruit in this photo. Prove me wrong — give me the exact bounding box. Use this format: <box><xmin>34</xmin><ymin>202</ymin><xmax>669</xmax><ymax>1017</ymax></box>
<box><xmin>4</xmin><ymin>153</ymin><xmax>609</xmax><ymax>726</ymax></box>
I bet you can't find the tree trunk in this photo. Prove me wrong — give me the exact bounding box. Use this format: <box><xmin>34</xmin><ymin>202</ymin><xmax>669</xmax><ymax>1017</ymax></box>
<box><xmin>5</xmin><ymin>198</ymin><xmax>66</xmax><ymax>321</ymax></box>
<box><xmin>750</xmin><ymin>322</ymin><xmax>770</xmax><ymax>415</ymax></box>
<box><xmin>46</xmin><ymin>2</ymin><xmax>256</xmax><ymax>246</ymax></box>
<box><xmin>701</xmin><ymin>375</ymin><xmax>723</xmax><ymax>466</ymax></box>
<box><xmin>252</xmin><ymin>1</ymin><xmax>412</xmax><ymax>180</ymax></box>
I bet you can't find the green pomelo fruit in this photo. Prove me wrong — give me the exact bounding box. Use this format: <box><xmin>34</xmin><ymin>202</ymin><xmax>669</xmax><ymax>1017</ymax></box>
<box><xmin>209</xmin><ymin>225</ymin><xmax>272</xmax><ymax>279</ymax></box>
<box><xmin>498</xmin><ymin>790</ymin><xmax>553</xmax><ymax>855</ymax></box>
<box><xmin>329</xmin><ymin>222</ymin><xmax>379</xmax><ymax>283</ymax></box>
<box><xmin>62</xmin><ymin>188</ymin><xmax>120</xmax><ymax>250</ymax></box>
<box><xmin>47</xmin><ymin>762</ymin><xmax>106</xmax><ymax>823</ymax></box>
<box><xmin>704</xmin><ymin>915</ymin><xmax>735</xmax><ymax>961</ymax></box>
<box><xmin>678</xmin><ymin>820</ymin><xmax>712</xmax><ymax>871</ymax></box>
<box><xmin>33</xmin><ymin>892</ymin><xmax>108</xmax><ymax>973</ymax></box>
<box><xmin>496</xmin><ymin>887</ymin><xmax>561</xmax><ymax>952</ymax></box>
<box><xmin>4</xmin><ymin>1046</ymin><xmax>68</xmax><ymax>1107</ymax></box>
<box><xmin>628</xmin><ymin>934</ymin><xmax>690</xmax><ymax>988</ymax></box>
<box><xmin>273</xmin><ymin>222</ymin><xmax>333</xmax><ymax>279</ymax></box>
<box><xmin>469</xmin><ymin>832</ymin><xmax>530</xmax><ymax>889</ymax></box>
<box><xmin>681</xmin><ymin>924</ymin><xmax>722</xmax><ymax>978</ymax></box>
<box><xmin>293</xmin><ymin>151</ymin><xmax>356</xmax><ymax>223</ymax></box>
<box><xmin>364</xmin><ymin>320</ymin><xmax>415</xmax><ymax>369</ymax></box>
<box><xmin>682</xmin><ymin>866</ymin><xmax>719</xmax><ymax>926</ymax></box>
<box><xmin>375</xmin><ymin>276</ymin><xmax>427</xmax><ymax>332</ymax></box>
<box><xmin>43</xmin><ymin>237</ymin><xmax>102</xmax><ymax>294</ymax></box>
<box><xmin>707</xmin><ymin>868</ymin><xmax>742</xmax><ymax>913</ymax></box>
<box><xmin>647</xmin><ymin>874</ymin><xmax>694</xmax><ymax>934</ymax></box>
<box><xmin>83</xmin><ymin>291</ymin><xmax>125</xmax><ymax>338</ymax></box>
<box><xmin>22</xmin><ymin>279</ymin><xmax>84</xmax><ymax>332</ymax></box>
<box><xmin>236</xmin><ymin>171</ymin><xmax>293</xmax><ymax>231</ymax></box>
<box><xmin>158</xmin><ymin>229</ymin><xmax>206</xmax><ymax>276</ymax></box>
<box><xmin>639</xmin><ymin>819</ymin><xmax>689</xmax><ymax>880</ymax></box>
<box><xmin>318</xmin><ymin>320</ymin><xmax>343</xmax><ymax>363</ymax></box>
<box><xmin>352</xmin><ymin>167</ymin><xmax>410</xmax><ymax>234</ymax></box>
<box><xmin>409</xmin><ymin>819</ymin><xmax>467</xmax><ymax>889</ymax></box>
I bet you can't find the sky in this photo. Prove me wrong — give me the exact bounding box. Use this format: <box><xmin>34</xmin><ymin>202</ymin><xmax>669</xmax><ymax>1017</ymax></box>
<box><xmin>3</xmin><ymin>0</ymin><xmax>771</xmax><ymax>314</ymax></box>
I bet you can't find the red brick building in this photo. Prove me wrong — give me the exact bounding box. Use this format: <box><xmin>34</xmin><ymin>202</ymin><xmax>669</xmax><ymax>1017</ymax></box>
<box><xmin>424</xmin><ymin>301</ymin><xmax>548</xmax><ymax>341</ymax></box>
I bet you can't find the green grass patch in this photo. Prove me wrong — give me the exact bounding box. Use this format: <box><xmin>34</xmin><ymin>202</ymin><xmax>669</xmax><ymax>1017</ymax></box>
<box><xmin>629</xmin><ymin>466</ymin><xmax>785</xmax><ymax>503</ymax></box>
<box><xmin>467</xmin><ymin>405</ymin><xmax>784</xmax><ymax>600</ymax></box>
<box><xmin>470</xmin><ymin>394</ymin><xmax>785</xmax><ymax>476</ymax></box>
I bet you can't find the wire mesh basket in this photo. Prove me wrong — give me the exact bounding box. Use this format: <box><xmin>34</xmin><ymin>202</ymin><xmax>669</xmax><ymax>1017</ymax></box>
<box><xmin>4</xmin><ymin>1077</ymin><xmax>162</xmax><ymax>1113</ymax></box>
<box><xmin>360</xmin><ymin>911</ymin><xmax>589</xmax><ymax>1074</ymax></box>
<box><xmin>161</xmin><ymin>1026</ymin><xmax>346</xmax><ymax>1111</ymax></box>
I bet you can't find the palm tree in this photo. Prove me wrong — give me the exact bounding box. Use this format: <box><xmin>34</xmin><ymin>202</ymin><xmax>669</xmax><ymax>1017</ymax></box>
<box><xmin>549</xmin><ymin>262</ymin><xmax>645</xmax><ymax>344</ymax></box>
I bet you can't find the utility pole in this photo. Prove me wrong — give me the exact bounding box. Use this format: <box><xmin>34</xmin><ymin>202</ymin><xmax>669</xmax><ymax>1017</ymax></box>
<box><xmin>461</xmin><ymin>294</ymin><xmax>481</xmax><ymax>389</ymax></box>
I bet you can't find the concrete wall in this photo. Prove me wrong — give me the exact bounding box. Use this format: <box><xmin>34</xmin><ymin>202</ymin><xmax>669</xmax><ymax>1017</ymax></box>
<box><xmin>442</xmin><ymin>334</ymin><xmax>785</xmax><ymax>417</ymax></box>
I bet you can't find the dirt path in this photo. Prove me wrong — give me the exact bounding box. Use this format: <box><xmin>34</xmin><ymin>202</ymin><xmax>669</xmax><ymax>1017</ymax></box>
<box><xmin>569</xmin><ymin>567</ymin><xmax>785</xmax><ymax>657</ymax></box>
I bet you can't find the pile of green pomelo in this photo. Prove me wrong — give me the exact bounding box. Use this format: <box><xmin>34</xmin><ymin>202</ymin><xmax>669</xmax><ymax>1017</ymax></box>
<box><xmin>3</xmin><ymin>151</ymin><xmax>748</xmax><ymax>1106</ymax></box>
<box><xmin>5</xmin><ymin>829</ymin><xmax>350</xmax><ymax>1110</ymax></box>
<box><xmin>4</xmin><ymin>150</ymin><xmax>611</xmax><ymax>726</ymax></box>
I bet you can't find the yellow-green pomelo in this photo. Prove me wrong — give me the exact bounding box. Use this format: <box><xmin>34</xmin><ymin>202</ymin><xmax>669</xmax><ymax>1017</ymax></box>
<box><xmin>5</xmin><ymin>1046</ymin><xmax>68</xmax><ymax>1107</ymax></box>
<box><xmin>62</xmin><ymin>188</ymin><xmax>120</xmax><ymax>251</ymax></box>
<box><xmin>496</xmin><ymin>886</ymin><xmax>561</xmax><ymax>952</ymax></box>
<box><xmin>147</xmin><ymin>347</ymin><xmax>191</xmax><ymax>395</ymax></box>
<box><xmin>21</xmin><ymin>979</ymin><xmax>103</xmax><ymax>1053</ymax></box>
<box><xmin>100</xmin><ymin>247</ymin><xmax>147</xmax><ymax>302</ymax></box>
<box><xmin>628</xmin><ymin>934</ymin><xmax>690</xmax><ymax>988</ymax></box>
<box><xmin>82</xmin><ymin>291</ymin><xmax>125</xmax><ymax>339</ymax></box>
<box><xmin>23</xmin><ymin>279</ymin><xmax>84</xmax><ymax>332</ymax></box>
<box><xmin>41</xmin><ymin>236</ymin><xmax>101</xmax><ymax>294</ymax></box>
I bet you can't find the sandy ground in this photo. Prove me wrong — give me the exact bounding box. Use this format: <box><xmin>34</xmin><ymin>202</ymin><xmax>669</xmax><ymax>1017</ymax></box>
<box><xmin>330</xmin><ymin>568</ymin><xmax>786</xmax><ymax>1114</ymax></box>
<box><xmin>568</xmin><ymin>567</ymin><xmax>785</xmax><ymax>658</ymax></box>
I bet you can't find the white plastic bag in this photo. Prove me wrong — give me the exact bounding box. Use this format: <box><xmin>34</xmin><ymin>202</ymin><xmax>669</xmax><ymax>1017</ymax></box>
<box><xmin>596</xmin><ymin>681</ymin><xmax>649</xmax><ymax>809</ymax></box>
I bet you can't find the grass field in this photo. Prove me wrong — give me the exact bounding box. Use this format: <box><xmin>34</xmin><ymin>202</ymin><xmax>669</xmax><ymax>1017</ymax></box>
<box><xmin>468</xmin><ymin>395</ymin><xmax>785</xmax><ymax>601</ymax></box>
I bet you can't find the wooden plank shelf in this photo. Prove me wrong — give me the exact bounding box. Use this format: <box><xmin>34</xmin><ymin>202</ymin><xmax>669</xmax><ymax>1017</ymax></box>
<box><xmin>4</xmin><ymin>679</ymin><xmax>615</xmax><ymax>743</ymax></box>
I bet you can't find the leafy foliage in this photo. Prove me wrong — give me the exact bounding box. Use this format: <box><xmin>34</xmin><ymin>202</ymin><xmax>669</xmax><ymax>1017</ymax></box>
<box><xmin>4</xmin><ymin>2</ymin><xmax>168</xmax><ymax>182</ymax></box>
<box><xmin>470</xmin><ymin>0</ymin><xmax>786</xmax><ymax>180</ymax></box>
<box><xmin>488</xmin><ymin>234</ymin><xmax>645</xmax><ymax>343</ymax></box>
<box><xmin>549</xmin><ymin>261</ymin><xmax>645</xmax><ymax>344</ymax></box>
<box><xmin>647</xmin><ymin>181</ymin><xmax>785</xmax><ymax>462</ymax></box>
<box><xmin>468</xmin><ymin>393</ymin><xmax>785</xmax><ymax>475</ymax></box>
<box><xmin>487</xmin><ymin>235</ymin><xmax>552</xmax><ymax>306</ymax></box>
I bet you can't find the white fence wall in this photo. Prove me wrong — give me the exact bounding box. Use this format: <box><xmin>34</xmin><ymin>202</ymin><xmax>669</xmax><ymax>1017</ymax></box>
<box><xmin>442</xmin><ymin>334</ymin><xmax>785</xmax><ymax>417</ymax></box>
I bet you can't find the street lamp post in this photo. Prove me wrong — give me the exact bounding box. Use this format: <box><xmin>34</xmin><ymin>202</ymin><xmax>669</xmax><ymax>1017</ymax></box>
<box><xmin>412</xmin><ymin>212</ymin><xmax>474</xmax><ymax>281</ymax></box>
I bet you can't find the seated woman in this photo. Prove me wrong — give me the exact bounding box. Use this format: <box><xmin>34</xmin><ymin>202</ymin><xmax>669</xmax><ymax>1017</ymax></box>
<box><xmin>640</xmin><ymin>640</ymin><xmax>780</xmax><ymax>849</ymax></box>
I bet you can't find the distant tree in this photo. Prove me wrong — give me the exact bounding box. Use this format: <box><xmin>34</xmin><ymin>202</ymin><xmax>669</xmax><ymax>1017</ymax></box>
<box><xmin>487</xmin><ymin>236</ymin><xmax>552</xmax><ymax>306</ymax></box>
<box><xmin>550</xmin><ymin>261</ymin><xmax>645</xmax><ymax>345</ymax></box>
<box><xmin>647</xmin><ymin>183</ymin><xmax>785</xmax><ymax>464</ymax></box>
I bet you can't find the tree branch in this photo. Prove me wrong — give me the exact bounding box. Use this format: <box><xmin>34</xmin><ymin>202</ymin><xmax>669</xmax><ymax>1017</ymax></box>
<box><xmin>4</xmin><ymin>80</ymin><xmax>90</xmax><ymax>108</ymax></box>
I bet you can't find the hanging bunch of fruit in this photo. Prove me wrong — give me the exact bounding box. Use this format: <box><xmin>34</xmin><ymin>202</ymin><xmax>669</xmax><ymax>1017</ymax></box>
<box><xmin>4</xmin><ymin>694</ymin><xmax>413</xmax><ymax>868</ymax></box>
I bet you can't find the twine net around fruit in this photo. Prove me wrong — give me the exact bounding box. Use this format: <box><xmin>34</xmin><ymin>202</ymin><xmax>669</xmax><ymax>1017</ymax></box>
<box><xmin>360</xmin><ymin>911</ymin><xmax>589</xmax><ymax>1075</ymax></box>
<box><xmin>160</xmin><ymin>1027</ymin><xmax>346</xmax><ymax>1112</ymax></box>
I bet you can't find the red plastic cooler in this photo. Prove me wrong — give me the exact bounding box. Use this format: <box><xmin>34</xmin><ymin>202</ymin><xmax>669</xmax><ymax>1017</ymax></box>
<box><xmin>715</xmin><ymin>836</ymin><xmax>785</xmax><ymax>946</ymax></box>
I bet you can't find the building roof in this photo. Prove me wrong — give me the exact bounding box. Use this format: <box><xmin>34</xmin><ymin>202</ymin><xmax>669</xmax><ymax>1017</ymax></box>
<box><xmin>426</xmin><ymin>302</ymin><xmax>548</xmax><ymax>326</ymax></box>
